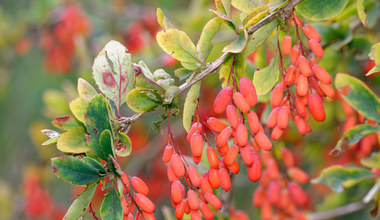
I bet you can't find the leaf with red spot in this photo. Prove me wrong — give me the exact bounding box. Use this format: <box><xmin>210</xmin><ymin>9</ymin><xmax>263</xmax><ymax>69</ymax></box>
<box><xmin>52</xmin><ymin>115</ymin><xmax>82</xmax><ymax>130</ymax></box>
<box><xmin>92</xmin><ymin>41</ymin><xmax>135</xmax><ymax>116</ymax></box>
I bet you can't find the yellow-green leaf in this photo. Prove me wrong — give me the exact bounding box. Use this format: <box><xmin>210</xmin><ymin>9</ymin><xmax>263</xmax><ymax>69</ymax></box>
<box><xmin>244</xmin><ymin>8</ymin><xmax>269</xmax><ymax>29</ymax></box>
<box><xmin>126</xmin><ymin>89</ymin><xmax>161</xmax><ymax>113</ymax></box>
<box><xmin>197</xmin><ymin>17</ymin><xmax>222</xmax><ymax>61</ymax></box>
<box><xmin>244</xmin><ymin>19</ymin><xmax>278</xmax><ymax>57</ymax></box>
<box><xmin>69</xmin><ymin>97</ymin><xmax>88</xmax><ymax>123</ymax></box>
<box><xmin>115</xmin><ymin>132</ymin><xmax>132</xmax><ymax>157</ymax></box>
<box><xmin>253</xmin><ymin>52</ymin><xmax>280</xmax><ymax>95</ymax></box>
<box><xmin>63</xmin><ymin>183</ymin><xmax>97</xmax><ymax>220</ymax></box>
<box><xmin>77</xmin><ymin>78</ymin><xmax>97</xmax><ymax>101</ymax></box>
<box><xmin>156</xmin><ymin>8</ymin><xmax>174</xmax><ymax>30</ymax></box>
<box><xmin>57</xmin><ymin>127</ymin><xmax>90</xmax><ymax>154</ymax></box>
<box><xmin>183</xmin><ymin>82</ymin><xmax>201</xmax><ymax>132</ymax></box>
<box><xmin>356</xmin><ymin>0</ymin><xmax>367</xmax><ymax>26</ymax></box>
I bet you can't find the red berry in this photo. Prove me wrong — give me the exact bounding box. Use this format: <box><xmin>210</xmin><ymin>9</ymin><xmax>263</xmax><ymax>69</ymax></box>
<box><xmin>309</xmin><ymin>39</ymin><xmax>324</xmax><ymax>57</ymax></box>
<box><xmin>239</xmin><ymin>77</ymin><xmax>257</xmax><ymax>107</ymax></box>
<box><xmin>204</xmin><ymin>192</ymin><xmax>222</xmax><ymax>210</ymax></box>
<box><xmin>247</xmin><ymin>111</ymin><xmax>260</xmax><ymax>134</ymax></box>
<box><xmin>213</xmin><ymin>86</ymin><xmax>233</xmax><ymax>114</ymax></box>
<box><xmin>223</xmin><ymin>145</ymin><xmax>239</xmax><ymax>166</ymax></box>
<box><xmin>171</xmin><ymin>180</ymin><xmax>183</xmax><ymax>204</ymax></box>
<box><xmin>277</xmin><ymin>106</ymin><xmax>289</xmax><ymax>129</ymax></box>
<box><xmin>240</xmin><ymin>145</ymin><xmax>254</xmax><ymax>166</ymax></box>
<box><xmin>131</xmin><ymin>176</ymin><xmax>149</xmax><ymax>196</ymax></box>
<box><xmin>295</xmin><ymin>98</ymin><xmax>307</xmax><ymax>117</ymax></box>
<box><xmin>207</xmin><ymin>147</ymin><xmax>219</xmax><ymax>168</ymax></box>
<box><xmin>308</xmin><ymin>93</ymin><xmax>326</xmax><ymax>122</ymax></box>
<box><xmin>297</xmin><ymin>55</ymin><xmax>312</xmax><ymax>77</ymax></box>
<box><xmin>236</xmin><ymin>123</ymin><xmax>248</xmax><ymax>146</ymax></box>
<box><xmin>296</xmin><ymin>75</ymin><xmax>308</xmax><ymax>97</ymax></box>
<box><xmin>187</xmin><ymin>165</ymin><xmax>201</xmax><ymax>187</ymax></box>
<box><xmin>175</xmin><ymin>200</ymin><xmax>186</xmax><ymax>219</ymax></box>
<box><xmin>254</xmin><ymin>131</ymin><xmax>272</xmax><ymax>151</ymax></box>
<box><xmin>171</xmin><ymin>154</ymin><xmax>185</xmax><ymax>177</ymax></box>
<box><xmin>267</xmin><ymin>107</ymin><xmax>280</xmax><ymax>129</ymax></box>
<box><xmin>219</xmin><ymin>167</ymin><xmax>231</xmax><ymax>191</ymax></box>
<box><xmin>271</xmin><ymin>126</ymin><xmax>284</xmax><ymax>140</ymax></box>
<box><xmin>288</xmin><ymin>167</ymin><xmax>309</xmax><ymax>184</ymax></box>
<box><xmin>134</xmin><ymin>193</ymin><xmax>155</xmax><ymax>213</ymax></box>
<box><xmin>281</xmin><ymin>148</ymin><xmax>295</xmax><ymax>168</ymax></box>
<box><xmin>208</xmin><ymin>168</ymin><xmax>221</xmax><ymax>189</ymax></box>
<box><xmin>233</xmin><ymin>92</ymin><xmax>250</xmax><ymax>113</ymax></box>
<box><xmin>282</xmin><ymin>35</ymin><xmax>292</xmax><ymax>55</ymax></box>
<box><xmin>291</xmin><ymin>45</ymin><xmax>300</xmax><ymax>65</ymax></box>
<box><xmin>216</xmin><ymin>126</ymin><xmax>232</xmax><ymax>146</ymax></box>
<box><xmin>226</xmin><ymin>105</ymin><xmax>240</xmax><ymax>128</ymax></box>
<box><xmin>187</xmin><ymin>189</ymin><xmax>200</xmax><ymax>210</ymax></box>
<box><xmin>187</xmin><ymin>123</ymin><xmax>202</xmax><ymax>141</ymax></box>
<box><xmin>207</xmin><ymin>117</ymin><xmax>227</xmax><ymax>132</ymax></box>
<box><xmin>190</xmin><ymin>134</ymin><xmax>203</xmax><ymax>158</ymax></box>
<box><xmin>199</xmin><ymin>202</ymin><xmax>213</xmax><ymax>220</ymax></box>
<box><xmin>319</xmin><ymin>82</ymin><xmax>335</xmax><ymax>98</ymax></box>
<box><xmin>271</xmin><ymin>85</ymin><xmax>283</xmax><ymax>107</ymax></box>
<box><xmin>312</xmin><ymin>64</ymin><xmax>331</xmax><ymax>84</ymax></box>
<box><xmin>302</xmin><ymin>24</ymin><xmax>321</xmax><ymax>42</ymax></box>
<box><xmin>285</xmin><ymin>65</ymin><xmax>296</xmax><ymax>85</ymax></box>
<box><xmin>162</xmin><ymin>144</ymin><xmax>174</xmax><ymax>163</ymax></box>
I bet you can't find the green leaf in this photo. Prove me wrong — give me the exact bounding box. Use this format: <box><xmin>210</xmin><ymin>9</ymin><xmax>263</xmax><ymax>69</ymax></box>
<box><xmin>335</xmin><ymin>73</ymin><xmax>380</xmax><ymax>122</ymax></box>
<box><xmin>135</xmin><ymin>61</ymin><xmax>163</xmax><ymax>91</ymax></box>
<box><xmin>183</xmin><ymin>82</ymin><xmax>201</xmax><ymax>132</ymax></box>
<box><xmin>362</xmin><ymin>152</ymin><xmax>380</xmax><ymax>169</ymax></box>
<box><xmin>296</xmin><ymin>0</ymin><xmax>349</xmax><ymax>21</ymax></box>
<box><xmin>69</xmin><ymin>97</ymin><xmax>88</xmax><ymax>123</ymax></box>
<box><xmin>231</xmin><ymin>0</ymin><xmax>260</xmax><ymax>13</ymax></box>
<box><xmin>126</xmin><ymin>89</ymin><xmax>161</xmax><ymax>113</ymax></box>
<box><xmin>369</xmin><ymin>43</ymin><xmax>380</xmax><ymax>65</ymax></box>
<box><xmin>253</xmin><ymin>52</ymin><xmax>280</xmax><ymax>95</ymax></box>
<box><xmin>223</xmin><ymin>29</ymin><xmax>249</xmax><ymax>53</ymax></box>
<box><xmin>356</xmin><ymin>0</ymin><xmax>367</xmax><ymax>26</ymax></box>
<box><xmin>100</xmin><ymin>187</ymin><xmax>123</xmax><ymax>220</ymax></box>
<box><xmin>197</xmin><ymin>17</ymin><xmax>222</xmax><ymax>61</ymax></box>
<box><xmin>85</xmin><ymin>95</ymin><xmax>113</xmax><ymax>160</ymax></box>
<box><xmin>344</xmin><ymin>124</ymin><xmax>380</xmax><ymax>146</ymax></box>
<box><xmin>51</xmin><ymin>156</ymin><xmax>105</xmax><ymax>185</ymax></box>
<box><xmin>242</xmin><ymin>5</ymin><xmax>269</xmax><ymax>25</ymax></box>
<box><xmin>42</xmin><ymin>136</ymin><xmax>59</xmax><ymax>146</ymax></box>
<box><xmin>312</xmin><ymin>165</ymin><xmax>374</xmax><ymax>192</ymax></box>
<box><xmin>115</xmin><ymin>132</ymin><xmax>132</xmax><ymax>157</ymax></box>
<box><xmin>244</xmin><ymin>20</ymin><xmax>278</xmax><ymax>57</ymax></box>
<box><xmin>63</xmin><ymin>183</ymin><xmax>97</xmax><ymax>220</ymax></box>
<box><xmin>156</xmin><ymin>29</ymin><xmax>199</xmax><ymax>70</ymax></box>
<box><xmin>99</xmin><ymin>129</ymin><xmax>115</xmax><ymax>159</ymax></box>
<box><xmin>209</xmin><ymin>9</ymin><xmax>236</xmax><ymax>31</ymax></box>
<box><xmin>92</xmin><ymin>40</ymin><xmax>135</xmax><ymax>113</ymax></box>
<box><xmin>57</xmin><ymin>127</ymin><xmax>91</xmax><ymax>154</ymax></box>
<box><xmin>164</xmin><ymin>86</ymin><xmax>180</xmax><ymax>104</ymax></box>
<box><xmin>52</xmin><ymin>115</ymin><xmax>82</xmax><ymax>131</ymax></box>
<box><xmin>77</xmin><ymin>78</ymin><xmax>97</xmax><ymax>101</ymax></box>
<box><xmin>366</xmin><ymin>65</ymin><xmax>380</xmax><ymax>76</ymax></box>
<box><xmin>174</xmin><ymin>68</ymin><xmax>194</xmax><ymax>81</ymax></box>
<box><xmin>219</xmin><ymin>53</ymin><xmax>246</xmax><ymax>87</ymax></box>
<box><xmin>215</xmin><ymin>0</ymin><xmax>231</xmax><ymax>17</ymax></box>
<box><xmin>156</xmin><ymin>8</ymin><xmax>174</xmax><ymax>30</ymax></box>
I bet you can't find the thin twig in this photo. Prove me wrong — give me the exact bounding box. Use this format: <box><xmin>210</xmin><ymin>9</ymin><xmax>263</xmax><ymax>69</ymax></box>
<box><xmin>308</xmin><ymin>179</ymin><xmax>380</xmax><ymax>220</ymax></box>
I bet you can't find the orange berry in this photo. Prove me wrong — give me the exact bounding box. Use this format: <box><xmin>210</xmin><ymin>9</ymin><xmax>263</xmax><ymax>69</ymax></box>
<box><xmin>219</xmin><ymin>167</ymin><xmax>231</xmax><ymax>191</ymax></box>
<box><xmin>277</xmin><ymin>106</ymin><xmax>289</xmax><ymax>129</ymax></box>
<box><xmin>239</xmin><ymin>77</ymin><xmax>257</xmax><ymax>107</ymax></box>
<box><xmin>302</xmin><ymin>24</ymin><xmax>321</xmax><ymax>42</ymax></box>
<box><xmin>175</xmin><ymin>200</ymin><xmax>186</xmax><ymax>219</ymax></box>
<box><xmin>187</xmin><ymin>189</ymin><xmax>200</xmax><ymax>210</ymax></box>
<box><xmin>121</xmin><ymin>172</ymin><xmax>130</xmax><ymax>193</ymax></box>
<box><xmin>295</xmin><ymin>98</ymin><xmax>307</xmax><ymax>117</ymax></box>
<box><xmin>190</xmin><ymin>134</ymin><xmax>203</xmax><ymax>158</ymax></box>
<box><xmin>312</xmin><ymin>64</ymin><xmax>331</xmax><ymax>84</ymax></box>
<box><xmin>216</xmin><ymin>126</ymin><xmax>232</xmax><ymax>146</ymax></box>
<box><xmin>282</xmin><ymin>35</ymin><xmax>292</xmax><ymax>56</ymax></box>
<box><xmin>236</xmin><ymin>123</ymin><xmax>248</xmax><ymax>146</ymax></box>
<box><xmin>296</xmin><ymin>75</ymin><xmax>308</xmax><ymax>97</ymax></box>
<box><xmin>247</xmin><ymin>111</ymin><xmax>261</xmax><ymax>134</ymax></box>
<box><xmin>254</xmin><ymin>131</ymin><xmax>272</xmax><ymax>151</ymax></box>
<box><xmin>226</xmin><ymin>105</ymin><xmax>240</xmax><ymax>128</ymax></box>
<box><xmin>288</xmin><ymin>182</ymin><xmax>308</xmax><ymax>207</ymax></box>
<box><xmin>190</xmin><ymin>210</ymin><xmax>202</xmax><ymax>220</ymax></box>
<box><xmin>131</xmin><ymin>176</ymin><xmax>149</xmax><ymax>196</ymax></box>
<box><xmin>319</xmin><ymin>82</ymin><xmax>335</xmax><ymax>98</ymax></box>
<box><xmin>267</xmin><ymin>107</ymin><xmax>280</xmax><ymax>129</ymax></box>
<box><xmin>200</xmin><ymin>173</ymin><xmax>213</xmax><ymax>193</ymax></box>
<box><xmin>308</xmin><ymin>93</ymin><xmax>326</xmax><ymax>122</ymax></box>
<box><xmin>213</xmin><ymin>86</ymin><xmax>233</xmax><ymax>114</ymax></box>
<box><xmin>207</xmin><ymin>117</ymin><xmax>227</xmax><ymax>132</ymax></box>
<box><xmin>162</xmin><ymin>144</ymin><xmax>174</xmax><ymax>163</ymax></box>
<box><xmin>271</xmin><ymin>84</ymin><xmax>283</xmax><ymax>107</ymax></box>
<box><xmin>287</xmin><ymin>167</ymin><xmax>309</xmax><ymax>184</ymax></box>
<box><xmin>227</xmin><ymin>161</ymin><xmax>240</xmax><ymax>174</ymax></box>
<box><xmin>199</xmin><ymin>202</ymin><xmax>213</xmax><ymax>220</ymax></box>
<box><xmin>187</xmin><ymin>122</ymin><xmax>202</xmax><ymax>141</ymax></box>
<box><xmin>271</xmin><ymin>126</ymin><xmax>284</xmax><ymax>140</ymax></box>
<box><xmin>233</xmin><ymin>92</ymin><xmax>250</xmax><ymax>113</ymax></box>
<box><xmin>281</xmin><ymin>147</ymin><xmax>295</xmax><ymax>168</ymax></box>
<box><xmin>167</xmin><ymin>163</ymin><xmax>177</xmax><ymax>183</ymax></box>
<box><xmin>223</xmin><ymin>145</ymin><xmax>239</xmax><ymax>166</ymax></box>
<box><xmin>267</xmin><ymin>180</ymin><xmax>281</xmax><ymax>205</ymax></box>
<box><xmin>142</xmin><ymin>212</ymin><xmax>155</xmax><ymax>220</ymax></box>
<box><xmin>240</xmin><ymin>145</ymin><xmax>254</xmax><ymax>166</ymax></box>
<box><xmin>285</xmin><ymin>65</ymin><xmax>296</xmax><ymax>85</ymax></box>
<box><xmin>134</xmin><ymin>193</ymin><xmax>155</xmax><ymax>213</ymax></box>
<box><xmin>267</xmin><ymin>158</ymin><xmax>279</xmax><ymax>179</ymax></box>
<box><xmin>208</xmin><ymin>168</ymin><xmax>221</xmax><ymax>189</ymax></box>
<box><xmin>291</xmin><ymin>45</ymin><xmax>300</xmax><ymax>65</ymax></box>
<box><xmin>187</xmin><ymin>165</ymin><xmax>201</xmax><ymax>187</ymax></box>
<box><xmin>207</xmin><ymin>147</ymin><xmax>219</xmax><ymax>168</ymax></box>
<box><xmin>171</xmin><ymin>154</ymin><xmax>185</xmax><ymax>177</ymax></box>
<box><xmin>293</xmin><ymin>13</ymin><xmax>304</xmax><ymax>26</ymax></box>
<box><xmin>171</xmin><ymin>180</ymin><xmax>183</xmax><ymax>204</ymax></box>
<box><xmin>252</xmin><ymin>186</ymin><xmax>265</xmax><ymax>207</ymax></box>
<box><xmin>204</xmin><ymin>192</ymin><xmax>222</xmax><ymax>210</ymax></box>
<box><xmin>309</xmin><ymin>39</ymin><xmax>324</xmax><ymax>57</ymax></box>
<box><xmin>297</xmin><ymin>55</ymin><xmax>312</xmax><ymax>77</ymax></box>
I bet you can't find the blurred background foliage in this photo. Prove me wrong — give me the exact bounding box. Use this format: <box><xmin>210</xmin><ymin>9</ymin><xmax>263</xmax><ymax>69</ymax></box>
<box><xmin>0</xmin><ymin>0</ymin><xmax>379</xmax><ymax>219</ymax></box>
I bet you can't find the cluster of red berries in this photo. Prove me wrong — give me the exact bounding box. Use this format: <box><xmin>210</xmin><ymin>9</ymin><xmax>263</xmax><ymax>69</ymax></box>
<box><xmin>39</xmin><ymin>4</ymin><xmax>90</xmax><ymax>73</ymax></box>
<box><xmin>268</xmin><ymin>13</ymin><xmax>335</xmax><ymax>138</ymax></box>
<box><xmin>120</xmin><ymin>171</ymin><xmax>156</xmax><ymax>220</ymax></box>
<box><xmin>23</xmin><ymin>170</ymin><xmax>65</xmax><ymax>219</ymax></box>
<box><xmin>252</xmin><ymin>149</ymin><xmax>309</xmax><ymax>220</ymax></box>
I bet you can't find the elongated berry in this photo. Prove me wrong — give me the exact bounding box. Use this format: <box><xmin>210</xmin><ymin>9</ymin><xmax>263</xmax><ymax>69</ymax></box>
<box><xmin>297</xmin><ymin>56</ymin><xmax>312</xmax><ymax>76</ymax></box>
<box><xmin>277</xmin><ymin>106</ymin><xmax>289</xmax><ymax>129</ymax></box>
<box><xmin>171</xmin><ymin>154</ymin><xmax>185</xmax><ymax>177</ymax></box>
<box><xmin>291</xmin><ymin>45</ymin><xmax>300</xmax><ymax>65</ymax></box>
<box><xmin>281</xmin><ymin>147</ymin><xmax>295</xmax><ymax>168</ymax></box>
<box><xmin>247</xmin><ymin>154</ymin><xmax>261</xmax><ymax>182</ymax></box>
<box><xmin>216</xmin><ymin>126</ymin><xmax>232</xmax><ymax>146</ymax></box>
<box><xmin>267</xmin><ymin>107</ymin><xmax>280</xmax><ymax>129</ymax></box>
<box><xmin>131</xmin><ymin>176</ymin><xmax>149</xmax><ymax>196</ymax></box>
<box><xmin>254</xmin><ymin>131</ymin><xmax>272</xmax><ymax>151</ymax></box>
<box><xmin>308</xmin><ymin>93</ymin><xmax>326</xmax><ymax>122</ymax></box>
<box><xmin>295</xmin><ymin>98</ymin><xmax>307</xmax><ymax>117</ymax></box>
<box><xmin>319</xmin><ymin>82</ymin><xmax>335</xmax><ymax>98</ymax></box>
<box><xmin>219</xmin><ymin>167</ymin><xmax>231</xmax><ymax>191</ymax></box>
<box><xmin>288</xmin><ymin>167</ymin><xmax>309</xmax><ymax>184</ymax></box>
<box><xmin>121</xmin><ymin>172</ymin><xmax>130</xmax><ymax>193</ymax></box>
<box><xmin>187</xmin><ymin>165</ymin><xmax>201</xmax><ymax>187</ymax></box>
<box><xmin>309</xmin><ymin>39</ymin><xmax>324</xmax><ymax>57</ymax></box>
<box><xmin>200</xmin><ymin>174</ymin><xmax>213</xmax><ymax>193</ymax></box>
<box><xmin>293</xmin><ymin>13</ymin><xmax>304</xmax><ymax>26</ymax></box>
<box><xmin>143</xmin><ymin>212</ymin><xmax>155</xmax><ymax>220</ymax></box>
<box><xmin>187</xmin><ymin>190</ymin><xmax>200</xmax><ymax>210</ymax></box>
<box><xmin>302</xmin><ymin>24</ymin><xmax>321</xmax><ymax>42</ymax></box>
<box><xmin>213</xmin><ymin>86</ymin><xmax>233</xmax><ymax>114</ymax></box>
<box><xmin>288</xmin><ymin>182</ymin><xmax>308</xmax><ymax>207</ymax></box>
<box><xmin>282</xmin><ymin>35</ymin><xmax>292</xmax><ymax>55</ymax></box>
<box><xmin>224</xmin><ymin>145</ymin><xmax>239</xmax><ymax>166</ymax></box>
<box><xmin>187</xmin><ymin>122</ymin><xmax>202</xmax><ymax>141</ymax></box>
<box><xmin>193</xmin><ymin>156</ymin><xmax>201</xmax><ymax>164</ymax></box>
<box><xmin>207</xmin><ymin>147</ymin><xmax>219</xmax><ymax>168</ymax></box>
<box><xmin>208</xmin><ymin>168</ymin><xmax>221</xmax><ymax>189</ymax></box>
<box><xmin>247</xmin><ymin>111</ymin><xmax>260</xmax><ymax>134</ymax></box>
<box><xmin>204</xmin><ymin>192</ymin><xmax>222</xmax><ymax>210</ymax></box>
<box><xmin>267</xmin><ymin>181</ymin><xmax>281</xmax><ymax>205</ymax></box>
<box><xmin>167</xmin><ymin>163</ymin><xmax>177</xmax><ymax>183</ymax></box>
<box><xmin>233</xmin><ymin>92</ymin><xmax>250</xmax><ymax>113</ymax></box>
<box><xmin>271</xmin><ymin>126</ymin><xmax>284</xmax><ymax>140</ymax></box>
<box><xmin>271</xmin><ymin>85</ymin><xmax>283</xmax><ymax>107</ymax></box>
<box><xmin>296</xmin><ymin>75</ymin><xmax>308</xmax><ymax>97</ymax></box>
<box><xmin>134</xmin><ymin>193</ymin><xmax>155</xmax><ymax>213</ymax></box>
<box><xmin>175</xmin><ymin>200</ymin><xmax>186</xmax><ymax>219</ymax></box>
<box><xmin>267</xmin><ymin>158</ymin><xmax>279</xmax><ymax>179</ymax></box>
<box><xmin>236</xmin><ymin>123</ymin><xmax>248</xmax><ymax>146</ymax></box>
<box><xmin>227</xmin><ymin>161</ymin><xmax>240</xmax><ymax>174</ymax></box>
<box><xmin>171</xmin><ymin>180</ymin><xmax>183</xmax><ymax>204</ymax></box>
<box><xmin>190</xmin><ymin>134</ymin><xmax>203</xmax><ymax>158</ymax></box>
<box><xmin>162</xmin><ymin>144</ymin><xmax>174</xmax><ymax>163</ymax></box>
<box><xmin>285</xmin><ymin>65</ymin><xmax>296</xmax><ymax>85</ymax></box>
<box><xmin>239</xmin><ymin>77</ymin><xmax>257</xmax><ymax>107</ymax></box>
<box><xmin>207</xmin><ymin>117</ymin><xmax>227</xmax><ymax>132</ymax></box>
<box><xmin>200</xmin><ymin>202</ymin><xmax>214</xmax><ymax>220</ymax></box>
<box><xmin>312</xmin><ymin>64</ymin><xmax>331</xmax><ymax>84</ymax></box>
<box><xmin>240</xmin><ymin>145</ymin><xmax>254</xmax><ymax>166</ymax></box>
<box><xmin>226</xmin><ymin>105</ymin><xmax>240</xmax><ymax>128</ymax></box>
<box><xmin>252</xmin><ymin>186</ymin><xmax>265</xmax><ymax>207</ymax></box>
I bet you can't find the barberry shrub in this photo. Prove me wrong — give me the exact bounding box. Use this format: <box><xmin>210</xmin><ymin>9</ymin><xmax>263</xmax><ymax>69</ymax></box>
<box><xmin>40</xmin><ymin>0</ymin><xmax>380</xmax><ymax>219</ymax></box>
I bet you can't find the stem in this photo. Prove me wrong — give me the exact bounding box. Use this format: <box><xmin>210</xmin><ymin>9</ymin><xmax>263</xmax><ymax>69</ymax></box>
<box><xmin>307</xmin><ymin>178</ymin><xmax>380</xmax><ymax>220</ymax></box>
